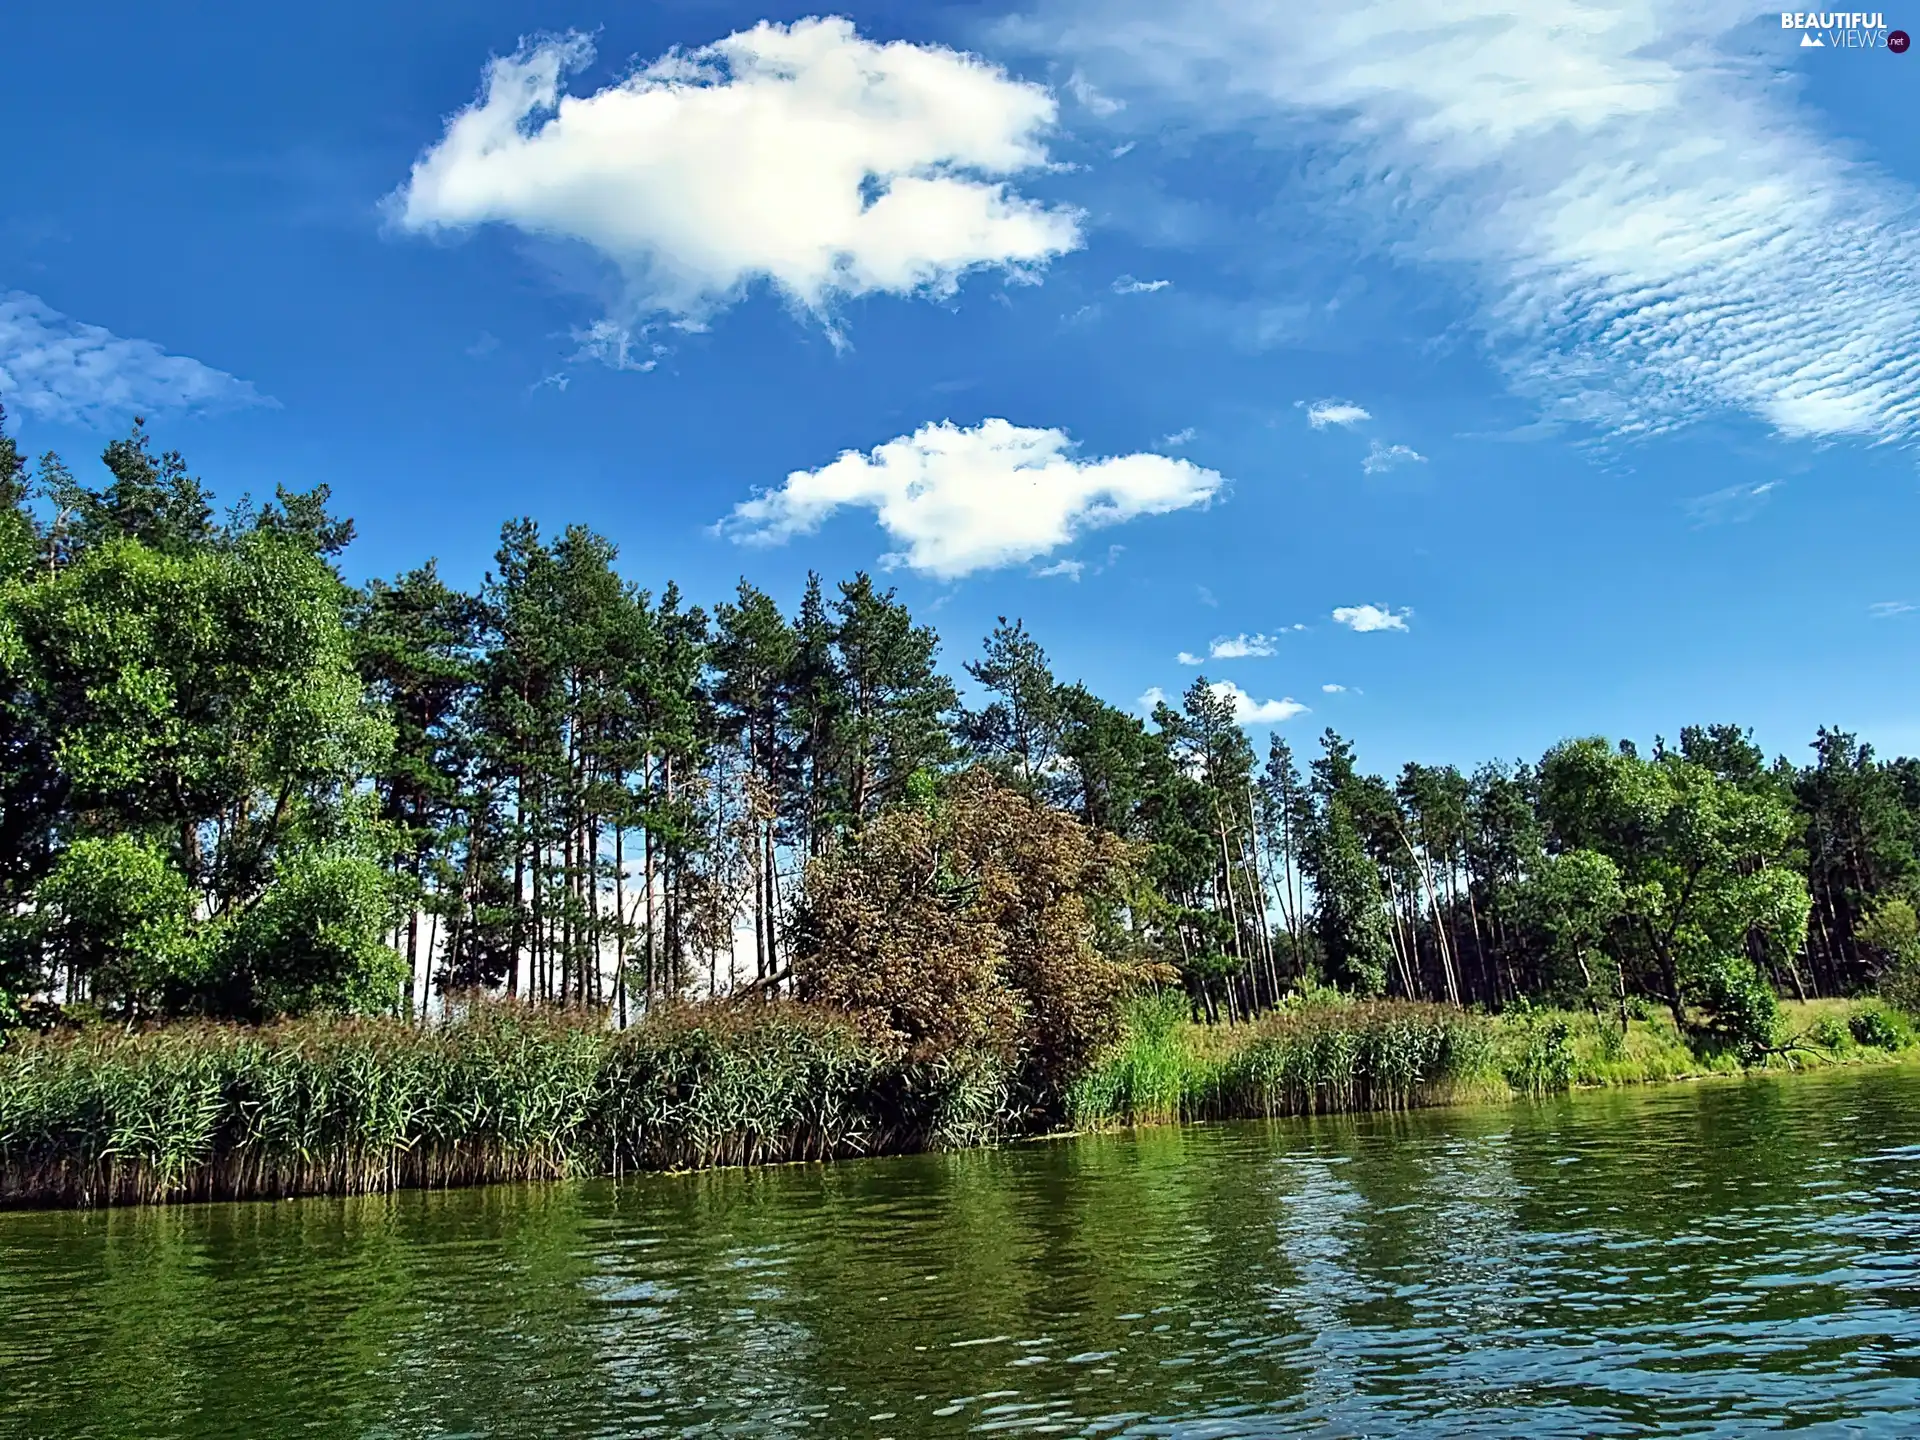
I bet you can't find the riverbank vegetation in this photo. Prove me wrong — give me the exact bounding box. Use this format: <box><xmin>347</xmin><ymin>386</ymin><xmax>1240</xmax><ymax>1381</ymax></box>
<box><xmin>1068</xmin><ymin>993</ymin><xmax>1915</xmax><ymax>1129</ymax></box>
<box><xmin>4</xmin><ymin>411</ymin><xmax>1920</xmax><ymax>1204</ymax></box>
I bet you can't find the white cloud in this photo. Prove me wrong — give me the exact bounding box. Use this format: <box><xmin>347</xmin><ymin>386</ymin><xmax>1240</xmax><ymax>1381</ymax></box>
<box><xmin>1321</xmin><ymin>682</ymin><xmax>1346</xmax><ymax>693</ymax></box>
<box><xmin>1196</xmin><ymin>585</ymin><xmax>1218</xmax><ymax>607</ymax></box>
<box><xmin>1112</xmin><ymin>275</ymin><xmax>1171</xmax><ymax>294</ymax></box>
<box><xmin>1068</xmin><ymin>70</ymin><xmax>1124</xmax><ymax>116</ymax></box>
<box><xmin>1025</xmin><ymin>0</ymin><xmax>1920</xmax><ymax>443</ymax></box>
<box><xmin>1303</xmin><ymin>398</ymin><xmax>1371</xmax><ymax>429</ymax></box>
<box><xmin>1362</xmin><ymin>440</ymin><xmax>1426</xmax><ymax>474</ymax></box>
<box><xmin>1163</xmin><ymin>426</ymin><xmax>1195</xmax><ymax>447</ymax></box>
<box><xmin>0</xmin><ymin>292</ymin><xmax>265</xmax><ymax>427</ymax></box>
<box><xmin>572</xmin><ymin>320</ymin><xmax>661</xmax><ymax>372</ymax></box>
<box><xmin>1138</xmin><ymin>685</ymin><xmax>1168</xmax><ymax>710</ymax></box>
<box><xmin>1332</xmin><ymin>603</ymin><xmax>1410</xmax><ymax>633</ymax></box>
<box><xmin>1209</xmin><ymin>679</ymin><xmax>1307</xmax><ymax>726</ymax></box>
<box><xmin>396</xmin><ymin>19</ymin><xmax>1082</xmax><ymax>331</ymax></box>
<box><xmin>719</xmin><ymin>416</ymin><xmax>1223</xmax><ymax>579</ymax></box>
<box><xmin>1208</xmin><ymin>632</ymin><xmax>1276</xmax><ymax>659</ymax></box>
<box><xmin>1034</xmin><ymin>558</ymin><xmax>1084</xmax><ymax>580</ymax></box>
<box><xmin>1869</xmin><ymin>601</ymin><xmax>1915</xmax><ymax>619</ymax></box>
<box><xmin>1684</xmin><ymin>479</ymin><xmax>1780</xmax><ymax>526</ymax></box>
<box><xmin>1176</xmin><ymin>651</ymin><xmax>1204</xmax><ymax>665</ymax></box>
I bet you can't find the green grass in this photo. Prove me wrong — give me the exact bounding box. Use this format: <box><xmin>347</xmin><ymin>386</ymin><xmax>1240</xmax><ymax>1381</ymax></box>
<box><xmin>7</xmin><ymin>991</ymin><xmax>1915</xmax><ymax>1209</ymax></box>
<box><xmin>1069</xmin><ymin>992</ymin><xmax>1919</xmax><ymax>1131</ymax></box>
<box><xmin>0</xmin><ymin>1002</ymin><xmax>1010</xmax><ymax>1208</ymax></box>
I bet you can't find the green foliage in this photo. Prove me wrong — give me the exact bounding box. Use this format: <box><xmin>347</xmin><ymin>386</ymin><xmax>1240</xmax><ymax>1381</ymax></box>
<box><xmin>213</xmin><ymin>838</ymin><xmax>407</xmax><ymax>1017</ymax></box>
<box><xmin>794</xmin><ymin>770</ymin><xmax>1155</xmax><ymax>1104</ymax></box>
<box><xmin>1847</xmin><ymin>1004</ymin><xmax>1907</xmax><ymax>1051</ymax></box>
<box><xmin>1500</xmin><ymin>1006</ymin><xmax>1576</xmax><ymax>1094</ymax></box>
<box><xmin>1805</xmin><ymin>1013</ymin><xmax>1853</xmax><ymax>1051</ymax></box>
<box><xmin>0</xmin><ymin>1003</ymin><xmax>1012</xmax><ymax>1207</ymax></box>
<box><xmin>1071</xmin><ymin>996</ymin><xmax>1500</xmax><ymax>1127</ymax></box>
<box><xmin>1692</xmin><ymin>955</ymin><xmax>1782</xmax><ymax>1061</ymax></box>
<box><xmin>33</xmin><ymin>836</ymin><xmax>202</xmax><ymax>1006</ymax></box>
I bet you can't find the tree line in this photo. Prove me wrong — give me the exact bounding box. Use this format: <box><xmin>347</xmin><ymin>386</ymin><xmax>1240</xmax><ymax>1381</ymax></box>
<box><xmin>2</xmin><ymin>411</ymin><xmax>1917</xmax><ymax>1051</ymax></box>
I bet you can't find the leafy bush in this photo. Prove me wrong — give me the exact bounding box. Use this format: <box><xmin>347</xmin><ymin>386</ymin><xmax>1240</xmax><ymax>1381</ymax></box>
<box><xmin>1502</xmin><ymin>1009</ymin><xmax>1575</xmax><ymax>1094</ymax></box>
<box><xmin>1692</xmin><ymin>957</ymin><xmax>1781</xmax><ymax>1062</ymax></box>
<box><xmin>1848</xmin><ymin>1005</ymin><xmax>1906</xmax><ymax>1051</ymax></box>
<box><xmin>1805</xmin><ymin>1013</ymin><xmax>1853</xmax><ymax>1051</ymax></box>
<box><xmin>794</xmin><ymin>771</ymin><xmax>1162</xmax><ymax>1105</ymax></box>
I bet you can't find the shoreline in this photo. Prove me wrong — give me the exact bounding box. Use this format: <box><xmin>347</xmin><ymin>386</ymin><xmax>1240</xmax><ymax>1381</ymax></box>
<box><xmin>3</xmin><ymin>997</ymin><xmax>1911</xmax><ymax>1212</ymax></box>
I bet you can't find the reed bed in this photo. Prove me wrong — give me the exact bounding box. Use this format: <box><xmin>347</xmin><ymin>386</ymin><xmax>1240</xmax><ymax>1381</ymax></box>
<box><xmin>1069</xmin><ymin>993</ymin><xmax>1920</xmax><ymax>1131</ymax></box>
<box><xmin>1068</xmin><ymin>994</ymin><xmax>1501</xmax><ymax>1128</ymax></box>
<box><xmin>0</xmin><ymin>1003</ymin><xmax>1011</xmax><ymax>1208</ymax></box>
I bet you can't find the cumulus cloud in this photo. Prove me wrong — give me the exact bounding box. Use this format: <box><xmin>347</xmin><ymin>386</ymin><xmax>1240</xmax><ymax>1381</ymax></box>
<box><xmin>1303</xmin><ymin>398</ymin><xmax>1371</xmax><ymax>429</ymax></box>
<box><xmin>1362</xmin><ymin>439</ymin><xmax>1426</xmax><ymax>474</ymax></box>
<box><xmin>718</xmin><ymin>416</ymin><xmax>1223</xmax><ymax>579</ymax></box>
<box><xmin>1208</xmin><ymin>632</ymin><xmax>1276</xmax><ymax>659</ymax></box>
<box><xmin>1112</xmin><ymin>275</ymin><xmax>1171</xmax><ymax>294</ymax></box>
<box><xmin>1176</xmin><ymin>651</ymin><xmax>1204</xmax><ymax>665</ymax></box>
<box><xmin>1321</xmin><ymin>682</ymin><xmax>1346</xmax><ymax>693</ymax></box>
<box><xmin>1022</xmin><ymin>0</ymin><xmax>1920</xmax><ymax>442</ymax></box>
<box><xmin>1209</xmin><ymin>679</ymin><xmax>1307</xmax><ymax>726</ymax></box>
<box><xmin>1138</xmin><ymin>685</ymin><xmax>1168</xmax><ymax>710</ymax></box>
<box><xmin>1332</xmin><ymin>603</ymin><xmax>1410</xmax><ymax>633</ymax></box>
<box><xmin>0</xmin><ymin>292</ymin><xmax>265</xmax><ymax>427</ymax></box>
<box><xmin>396</xmin><ymin>19</ymin><xmax>1082</xmax><ymax>332</ymax></box>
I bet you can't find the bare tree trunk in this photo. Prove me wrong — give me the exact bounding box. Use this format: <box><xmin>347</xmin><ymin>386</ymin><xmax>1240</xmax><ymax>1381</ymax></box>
<box><xmin>614</xmin><ymin>817</ymin><xmax>629</xmax><ymax>1027</ymax></box>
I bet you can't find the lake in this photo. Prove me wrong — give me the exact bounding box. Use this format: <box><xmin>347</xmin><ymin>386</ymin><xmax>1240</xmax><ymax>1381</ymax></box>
<box><xmin>4</xmin><ymin>1066</ymin><xmax>1918</xmax><ymax>1438</ymax></box>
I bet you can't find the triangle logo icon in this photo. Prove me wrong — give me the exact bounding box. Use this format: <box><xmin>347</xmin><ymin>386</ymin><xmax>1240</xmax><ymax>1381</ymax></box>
<box><xmin>1800</xmin><ymin>31</ymin><xmax>1824</xmax><ymax>45</ymax></box>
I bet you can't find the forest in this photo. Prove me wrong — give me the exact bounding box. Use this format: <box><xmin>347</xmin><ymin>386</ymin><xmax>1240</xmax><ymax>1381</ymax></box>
<box><xmin>3</xmin><ymin>409</ymin><xmax>1920</xmax><ymax>1071</ymax></box>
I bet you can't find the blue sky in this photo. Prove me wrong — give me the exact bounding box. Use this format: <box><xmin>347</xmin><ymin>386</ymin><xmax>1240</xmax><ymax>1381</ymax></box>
<box><xmin>4</xmin><ymin>0</ymin><xmax>1918</xmax><ymax>774</ymax></box>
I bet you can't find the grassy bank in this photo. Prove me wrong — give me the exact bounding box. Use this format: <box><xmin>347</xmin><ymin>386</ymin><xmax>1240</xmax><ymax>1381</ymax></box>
<box><xmin>4</xmin><ymin>995</ymin><xmax>1913</xmax><ymax>1209</ymax></box>
<box><xmin>1067</xmin><ymin>993</ymin><xmax>1918</xmax><ymax>1129</ymax></box>
<box><xmin>0</xmin><ymin>1004</ymin><xmax>1009</xmax><ymax>1208</ymax></box>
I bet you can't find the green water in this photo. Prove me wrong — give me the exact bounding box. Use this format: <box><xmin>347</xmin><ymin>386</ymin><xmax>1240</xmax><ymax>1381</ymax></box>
<box><xmin>4</xmin><ymin>1068</ymin><xmax>1919</xmax><ymax>1438</ymax></box>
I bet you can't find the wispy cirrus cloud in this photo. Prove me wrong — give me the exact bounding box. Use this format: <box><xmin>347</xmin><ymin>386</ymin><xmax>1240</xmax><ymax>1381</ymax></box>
<box><xmin>1112</xmin><ymin>275</ymin><xmax>1170</xmax><ymax>294</ymax></box>
<box><xmin>396</xmin><ymin>19</ymin><xmax>1081</xmax><ymax>345</ymax></box>
<box><xmin>718</xmin><ymin>417</ymin><xmax>1221</xmax><ymax>579</ymax></box>
<box><xmin>1869</xmin><ymin>601</ymin><xmax>1915</xmax><ymax>619</ymax></box>
<box><xmin>0</xmin><ymin>292</ymin><xmax>266</xmax><ymax>427</ymax></box>
<box><xmin>1017</xmin><ymin>0</ymin><xmax>1920</xmax><ymax>443</ymax></box>
<box><xmin>1362</xmin><ymin>439</ymin><xmax>1425</xmax><ymax>474</ymax></box>
<box><xmin>1684</xmin><ymin>479</ymin><xmax>1780</xmax><ymax>527</ymax></box>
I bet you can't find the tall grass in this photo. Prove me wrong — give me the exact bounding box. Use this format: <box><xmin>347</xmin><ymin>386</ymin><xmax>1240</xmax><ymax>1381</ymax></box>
<box><xmin>0</xmin><ymin>1003</ymin><xmax>1011</xmax><ymax>1208</ymax></box>
<box><xmin>1069</xmin><ymin>994</ymin><xmax>1501</xmax><ymax>1127</ymax></box>
<box><xmin>7</xmin><ymin>993</ymin><xmax>1912</xmax><ymax>1209</ymax></box>
<box><xmin>1069</xmin><ymin>992</ymin><xmax>1920</xmax><ymax>1131</ymax></box>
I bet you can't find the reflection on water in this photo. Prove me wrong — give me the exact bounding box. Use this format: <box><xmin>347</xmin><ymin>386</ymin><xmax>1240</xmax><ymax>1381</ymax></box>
<box><xmin>4</xmin><ymin>1067</ymin><xmax>1919</xmax><ymax>1438</ymax></box>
